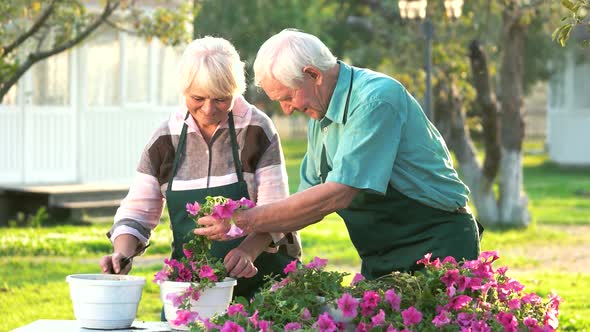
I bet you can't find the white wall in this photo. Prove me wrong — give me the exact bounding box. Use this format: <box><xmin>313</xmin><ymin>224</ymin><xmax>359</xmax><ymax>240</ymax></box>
<box><xmin>547</xmin><ymin>49</ymin><xmax>590</xmax><ymax>166</ymax></box>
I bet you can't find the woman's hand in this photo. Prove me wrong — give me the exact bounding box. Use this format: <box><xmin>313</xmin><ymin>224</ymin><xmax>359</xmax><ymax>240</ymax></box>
<box><xmin>194</xmin><ymin>215</ymin><xmax>232</xmax><ymax>241</ymax></box>
<box><xmin>100</xmin><ymin>252</ymin><xmax>132</xmax><ymax>275</ymax></box>
<box><xmin>224</xmin><ymin>248</ymin><xmax>258</xmax><ymax>278</ymax></box>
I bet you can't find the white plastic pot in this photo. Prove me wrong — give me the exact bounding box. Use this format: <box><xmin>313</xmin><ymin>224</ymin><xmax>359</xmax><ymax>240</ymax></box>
<box><xmin>66</xmin><ymin>274</ymin><xmax>146</xmax><ymax>329</ymax></box>
<box><xmin>160</xmin><ymin>278</ymin><xmax>237</xmax><ymax>330</ymax></box>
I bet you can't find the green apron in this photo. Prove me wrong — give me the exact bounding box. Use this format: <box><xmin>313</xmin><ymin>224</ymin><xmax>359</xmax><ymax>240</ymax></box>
<box><xmin>165</xmin><ymin>111</ymin><xmax>294</xmax><ymax>300</ymax></box>
<box><xmin>319</xmin><ymin>69</ymin><xmax>481</xmax><ymax>279</ymax></box>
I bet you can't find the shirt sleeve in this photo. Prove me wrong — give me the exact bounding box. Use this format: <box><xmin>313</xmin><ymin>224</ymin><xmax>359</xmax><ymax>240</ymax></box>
<box><xmin>107</xmin><ymin>125</ymin><xmax>169</xmax><ymax>245</ymax></box>
<box><xmin>107</xmin><ymin>172</ymin><xmax>165</xmax><ymax>245</ymax></box>
<box><xmin>326</xmin><ymin>99</ymin><xmax>408</xmax><ymax>195</ymax></box>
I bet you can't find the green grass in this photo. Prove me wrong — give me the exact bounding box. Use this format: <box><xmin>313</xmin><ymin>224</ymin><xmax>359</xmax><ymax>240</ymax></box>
<box><xmin>524</xmin><ymin>154</ymin><xmax>590</xmax><ymax>225</ymax></box>
<box><xmin>2</xmin><ymin>138</ymin><xmax>590</xmax><ymax>331</ymax></box>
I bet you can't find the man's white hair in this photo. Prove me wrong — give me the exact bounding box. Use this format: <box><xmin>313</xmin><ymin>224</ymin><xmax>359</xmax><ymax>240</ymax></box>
<box><xmin>253</xmin><ymin>29</ymin><xmax>337</xmax><ymax>88</ymax></box>
<box><xmin>179</xmin><ymin>36</ymin><xmax>246</xmax><ymax>98</ymax></box>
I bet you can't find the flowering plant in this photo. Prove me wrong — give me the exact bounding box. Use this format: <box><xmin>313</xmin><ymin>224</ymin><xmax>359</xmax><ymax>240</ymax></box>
<box><xmin>185</xmin><ymin>251</ymin><xmax>562</xmax><ymax>332</ymax></box>
<box><xmin>153</xmin><ymin>196</ymin><xmax>255</xmax><ymax>327</ymax></box>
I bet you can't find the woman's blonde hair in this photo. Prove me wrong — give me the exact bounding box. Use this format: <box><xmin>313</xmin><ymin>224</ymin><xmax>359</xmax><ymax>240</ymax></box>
<box><xmin>179</xmin><ymin>36</ymin><xmax>246</xmax><ymax>98</ymax></box>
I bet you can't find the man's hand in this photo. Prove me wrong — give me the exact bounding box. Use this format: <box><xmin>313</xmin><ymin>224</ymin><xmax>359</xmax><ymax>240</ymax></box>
<box><xmin>194</xmin><ymin>215</ymin><xmax>232</xmax><ymax>241</ymax></box>
<box><xmin>224</xmin><ymin>248</ymin><xmax>258</xmax><ymax>278</ymax></box>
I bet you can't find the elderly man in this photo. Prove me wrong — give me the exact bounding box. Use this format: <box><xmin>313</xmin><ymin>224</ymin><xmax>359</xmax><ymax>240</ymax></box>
<box><xmin>196</xmin><ymin>29</ymin><xmax>481</xmax><ymax>279</ymax></box>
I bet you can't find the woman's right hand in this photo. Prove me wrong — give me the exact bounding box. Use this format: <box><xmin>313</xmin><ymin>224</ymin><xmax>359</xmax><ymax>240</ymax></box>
<box><xmin>100</xmin><ymin>253</ymin><xmax>132</xmax><ymax>275</ymax></box>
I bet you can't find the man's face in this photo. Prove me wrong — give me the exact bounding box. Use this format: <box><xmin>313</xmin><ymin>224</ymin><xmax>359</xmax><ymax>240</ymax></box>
<box><xmin>260</xmin><ymin>76</ymin><xmax>326</xmax><ymax>120</ymax></box>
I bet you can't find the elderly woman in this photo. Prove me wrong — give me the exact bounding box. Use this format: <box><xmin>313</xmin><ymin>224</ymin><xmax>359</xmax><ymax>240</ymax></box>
<box><xmin>99</xmin><ymin>36</ymin><xmax>301</xmax><ymax>299</ymax></box>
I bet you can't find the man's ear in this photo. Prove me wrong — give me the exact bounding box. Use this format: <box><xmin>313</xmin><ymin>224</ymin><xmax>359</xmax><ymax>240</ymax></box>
<box><xmin>303</xmin><ymin>66</ymin><xmax>323</xmax><ymax>84</ymax></box>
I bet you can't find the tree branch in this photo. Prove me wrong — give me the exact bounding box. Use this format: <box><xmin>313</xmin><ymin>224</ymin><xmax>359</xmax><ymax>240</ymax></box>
<box><xmin>2</xmin><ymin>0</ymin><xmax>58</xmax><ymax>56</ymax></box>
<box><xmin>0</xmin><ymin>1</ymin><xmax>120</xmax><ymax>100</ymax></box>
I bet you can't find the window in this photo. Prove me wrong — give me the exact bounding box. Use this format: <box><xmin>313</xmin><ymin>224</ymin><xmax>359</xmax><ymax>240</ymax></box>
<box><xmin>31</xmin><ymin>51</ymin><xmax>69</xmax><ymax>106</ymax></box>
<box><xmin>86</xmin><ymin>27</ymin><xmax>121</xmax><ymax>106</ymax></box>
<box><xmin>157</xmin><ymin>41</ymin><xmax>183</xmax><ymax>106</ymax></box>
<box><xmin>125</xmin><ymin>34</ymin><xmax>150</xmax><ymax>104</ymax></box>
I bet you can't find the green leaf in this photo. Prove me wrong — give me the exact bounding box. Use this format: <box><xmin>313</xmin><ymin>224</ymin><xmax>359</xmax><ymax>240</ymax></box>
<box><xmin>562</xmin><ymin>0</ymin><xmax>576</xmax><ymax>11</ymax></box>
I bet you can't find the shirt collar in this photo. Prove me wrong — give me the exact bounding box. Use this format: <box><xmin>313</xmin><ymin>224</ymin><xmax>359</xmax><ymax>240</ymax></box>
<box><xmin>322</xmin><ymin>61</ymin><xmax>352</xmax><ymax>128</ymax></box>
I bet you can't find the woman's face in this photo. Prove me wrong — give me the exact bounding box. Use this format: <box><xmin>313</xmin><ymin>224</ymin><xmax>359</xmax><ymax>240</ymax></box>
<box><xmin>185</xmin><ymin>90</ymin><xmax>234</xmax><ymax>127</ymax></box>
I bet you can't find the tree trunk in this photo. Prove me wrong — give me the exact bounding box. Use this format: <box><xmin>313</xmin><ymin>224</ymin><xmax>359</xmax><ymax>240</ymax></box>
<box><xmin>434</xmin><ymin>76</ymin><xmax>499</xmax><ymax>226</ymax></box>
<box><xmin>437</xmin><ymin>18</ymin><xmax>531</xmax><ymax>227</ymax></box>
<box><xmin>497</xmin><ymin>5</ymin><xmax>530</xmax><ymax>226</ymax></box>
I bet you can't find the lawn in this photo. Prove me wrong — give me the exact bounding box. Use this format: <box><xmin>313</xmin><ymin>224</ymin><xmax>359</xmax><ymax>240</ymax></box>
<box><xmin>1</xmin><ymin>138</ymin><xmax>589</xmax><ymax>331</ymax></box>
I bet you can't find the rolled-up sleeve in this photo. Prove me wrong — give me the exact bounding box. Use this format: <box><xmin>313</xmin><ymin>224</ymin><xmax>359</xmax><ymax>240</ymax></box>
<box><xmin>107</xmin><ymin>172</ymin><xmax>165</xmax><ymax>245</ymax></box>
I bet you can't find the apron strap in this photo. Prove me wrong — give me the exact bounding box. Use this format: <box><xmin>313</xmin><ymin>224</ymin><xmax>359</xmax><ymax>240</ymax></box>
<box><xmin>167</xmin><ymin>112</ymin><xmax>191</xmax><ymax>192</ymax></box>
<box><xmin>320</xmin><ymin>66</ymin><xmax>354</xmax><ymax>183</ymax></box>
<box><xmin>227</xmin><ymin>111</ymin><xmax>244</xmax><ymax>183</ymax></box>
<box><xmin>342</xmin><ymin>65</ymin><xmax>354</xmax><ymax>125</ymax></box>
<box><xmin>167</xmin><ymin>111</ymin><xmax>244</xmax><ymax>191</ymax></box>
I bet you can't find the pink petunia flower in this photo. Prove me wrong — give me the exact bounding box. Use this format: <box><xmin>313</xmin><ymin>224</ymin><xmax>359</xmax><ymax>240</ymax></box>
<box><xmin>401</xmin><ymin>306</ymin><xmax>423</xmax><ymax>326</ymax></box>
<box><xmin>198</xmin><ymin>265</ymin><xmax>218</xmax><ymax>282</ymax></box>
<box><xmin>153</xmin><ymin>269</ymin><xmax>168</xmax><ymax>283</ymax></box>
<box><xmin>479</xmin><ymin>250</ymin><xmax>500</xmax><ymax>263</ymax></box>
<box><xmin>440</xmin><ymin>268</ymin><xmax>459</xmax><ymax>288</ymax></box>
<box><xmin>355</xmin><ymin>322</ymin><xmax>369</xmax><ymax>332</ymax></box>
<box><xmin>248</xmin><ymin>310</ymin><xmax>259</xmax><ymax>328</ymax></box>
<box><xmin>314</xmin><ymin>312</ymin><xmax>337</xmax><ymax>332</ymax></box>
<box><xmin>238</xmin><ymin>197</ymin><xmax>256</xmax><ymax>209</ymax></box>
<box><xmin>524</xmin><ymin>316</ymin><xmax>539</xmax><ymax>328</ymax></box>
<box><xmin>508</xmin><ymin>298</ymin><xmax>521</xmax><ymax>310</ymax></box>
<box><xmin>337</xmin><ymin>293</ymin><xmax>359</xmax><ymax>317</ymax></box>
<box><xmin>199</xmin><ymin>317</ymin><xmax>221</xmax><ymax>332</ymax></box>
<box><xmin>350</xmin><ymin>273</ymin><xmax>365</xmax><ymax>286</ymax></box>
<box><xmin>432</xmin><ymin>310</ymin><xmax>451</xmax><ymax>327</ymax></box>
<box><xmin>182</xmin><ymin>248</ymin><xmax>193</xmax><ymax>259</ymax></box>
<box><xmin>371</xmin><ymin>309</ymin><xmax>386</xmax><ymax>327</ymax></box>
<box><xmin>227</xmin><ymin>303</ymin><xmax>247</xmax><ymax>317</ymax></box>
<box><xmin>360</xmin><ymin>290</ymin><xmax>380</xmax><ymax>316</ymax></box>
<box><xmin>258</xmin><ymin>320</ymin><xmax>272</xmax><ymax>332</ymax></box>
<box><xmin>226</xmin><ymin>224</ymin><xmax>245</xmax><ymax>237</ymax></box>
<box><xmin>212</xmin><ymin>200</ymin><xmax>239</xmax><ymax>220</ymax></box>
<box><xmin>496</xmin><ymin>312</ymin><xmax>518</xmax><ymax>332</ymax></box>
<box><xmin>446</xmin><ymin>295</ymin><xmax>472</xmax><ymax>311</ymax></box>
<box><xmin>283</xmin><ymin>260</ymin><xmax>298</xmax><ymax>274</ymax></box>
<box><xmin>285</xmin><ymin>322</ymin><xmax>302</xmax><ymax>331</ymax></box>
<box><xmin>385</xmin><ymin>289</ymin><xmax>401</xmax><ymax>311</ymax></box>
<box><xmin>386</xmin><ymin>324</ymin><xmax>399</xmax><ymax>332</ymax></box>
<box><xmin>171</xmin><ymin>309</ymin><xmax>199</xmax><ymax>327</ymax></box>
<box><xmin>186</xmin><ymin>202</ymin><xmax>200</xmax><ymax>216</ymax></box>
<box><xmin>220</xmin><ymin>321</ymin><xmax>245</xmax><ymax>332</ymax></box>
<box><xmin>166</xmin><ymin>292</ymin><xmax>183</xmax><ymax>307</ymax></box>
<box><xmin>305</xmin><ymin>256</ymin><xmax>328</xmax><ymax>269</ymax></box>
<box><xmin>301</xmin><ymin>307</ymin><xmax>312</xmax><ymax>321</ymax></box>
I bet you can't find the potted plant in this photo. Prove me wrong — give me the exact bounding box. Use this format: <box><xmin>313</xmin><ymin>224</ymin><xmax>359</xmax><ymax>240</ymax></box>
<box><xmin>189</xmin><ymin>252</ymin><xmax>562</xmax><ymax>331</ymax></box>
<box><xmin>154</xmin><ymin>196</ymin><xmax>253</xmax><ymax>330</ymax></box>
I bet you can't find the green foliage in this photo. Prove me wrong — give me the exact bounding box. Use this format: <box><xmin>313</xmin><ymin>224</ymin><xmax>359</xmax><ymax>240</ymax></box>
<box><xmin>553</xmin><ymin>0</ymin><xmax>590</xmax><ymax>47</ymax></box>
<box><xmin>210</xmin><ymin>259</ymin><xmax>349</xmax><ymax>330</ymax></box>
<box><xmin>7</xmin><ymin>206</ymin><xmax>48</xmax><ymax>228</ymax></box>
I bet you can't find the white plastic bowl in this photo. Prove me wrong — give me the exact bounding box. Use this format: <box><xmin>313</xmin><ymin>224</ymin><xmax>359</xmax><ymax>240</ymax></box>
<box><xmin>66</xmin><ymin>274</ymin><xmax>146</xmax><ymax>329</ymax></box>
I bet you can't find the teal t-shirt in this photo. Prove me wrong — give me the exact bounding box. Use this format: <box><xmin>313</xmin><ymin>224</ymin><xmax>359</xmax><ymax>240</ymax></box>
<box><xmin>298</xmin><ymin>62</ymin><xmax>469</xmax><ymax>211</ymax></box>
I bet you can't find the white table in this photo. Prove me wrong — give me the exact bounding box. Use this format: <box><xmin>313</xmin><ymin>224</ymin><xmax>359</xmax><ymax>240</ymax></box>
<box><xmin>11</xmin><ymin>320</ymin><xmax>172</xmax><ymax>332</ymax></box>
